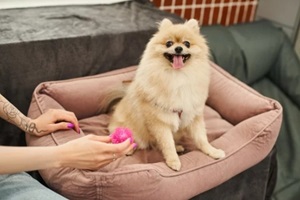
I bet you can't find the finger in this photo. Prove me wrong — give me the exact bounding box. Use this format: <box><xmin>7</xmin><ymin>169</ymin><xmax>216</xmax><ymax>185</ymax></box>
<box><xmin>86</xmin><ymin>135</ymin><xmax>111</xmax><ymax>143</ymax></box>
<box><xmin>108</xmin><ymin>142</ymin><xmax>137</xmax><ymax>161</ymax></box>
<box><xmin>54</xmin><ymin>110</ymin><xmax>80</xmax><ymax>133</ymax></box>
<box><xmin>89</xmin><ymin>149</ymin><xmax>119</xmax><ymax>166</ymax></box>
<box><xmin>64</xmin><ymin>114</ymin><xmax>80</xmax><ymax>133</ymax></box>
<box><xmin>117</xmin><ymin>142</ymin><xmax>137</xmax><ymax>157</ymax></box>
<box><xmin>49</xmin><ymin>122</ymin><xmax>73</xmax><ymax>132</ymax></box>
<box><xmin>108</xmin><ymin>138</ymin><xmax>132</xmax><ymax>154</ymax></box>
<box><xmin>105</xmin><ymin>151</ymin><xmax>121</xmax><ymax>163</ymax></box>
<box><xmin>125</xmin><ymin>143</ymin><xmax>137</xmax><ymax>153</ymax></box>
<box><xmin>97</xmin><ymin>141</ymin><xmax>137</xmax><ymax>164</ymax></box>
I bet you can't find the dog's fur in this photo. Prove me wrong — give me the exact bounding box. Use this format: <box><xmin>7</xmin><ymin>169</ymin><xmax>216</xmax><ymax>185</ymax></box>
<box><xmin>108</xmin><ymin>18</ymin><xmax>225</xmax><ymax>171</ymax></box>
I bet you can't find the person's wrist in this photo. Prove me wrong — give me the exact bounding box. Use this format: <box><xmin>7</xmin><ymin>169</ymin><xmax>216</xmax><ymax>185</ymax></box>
<box><xmin>55</xmin><ymin>143</ymin><xmax>75</xmax><ymax>168</ymax></box>
<box><xmin>26</xmin><ymin>118</ymin><xmax>47</xmax><ymax>136</ymax></box>
<box><xmin>53</xmin><ymin>145</ymin><xmax>65</xmax><ymax>168</ymax></box>
<box><xmin>23</xmin><ymin>117</ymin><xmax>35</xmax><ymax>134</ymax></box>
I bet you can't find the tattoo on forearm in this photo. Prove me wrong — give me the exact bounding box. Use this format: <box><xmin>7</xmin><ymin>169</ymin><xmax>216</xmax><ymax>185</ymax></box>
<box><xmin>0</xmin><ymin>98</ymin><xmax>44</xmax><ymax>134</ymax></box>
<box><xmin>3</xmin><ymin>102</ymin><xmax>18</xmax><ymax>119</ymax></box>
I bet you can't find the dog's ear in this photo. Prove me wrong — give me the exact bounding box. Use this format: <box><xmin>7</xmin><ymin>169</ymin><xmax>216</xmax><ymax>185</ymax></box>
<box><xmin>158</xmin><ymin>18</ymin><xmax>173</xmax><ymax>30</ymax></box>
<box><xmin>185</xmin><ymin>19</ymin><xmax>200</xmax><ymax>33</ymax></box>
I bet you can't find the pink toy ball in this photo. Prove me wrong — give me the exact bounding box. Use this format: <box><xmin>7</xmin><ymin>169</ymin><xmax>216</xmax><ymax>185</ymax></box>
<box><xmin>110</xmin><ymin>127</ymin><xmax>134</xmax><ymax>144</ymax></box>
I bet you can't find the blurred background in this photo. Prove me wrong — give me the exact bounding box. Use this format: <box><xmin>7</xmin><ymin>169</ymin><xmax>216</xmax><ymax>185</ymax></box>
<box><xmin>150</xmin><ymin>0</ymin><xmax>300</xmax><ymax>59</ymax></box>
<box><xmin>0</xmin><ymin>1</ymin><xmax>299</xmax><ymax>200</ymax></box>
<box><xmin>1</xmin><ymin>0</ymin><xmax>299</xmax><ymax>58</ymax></box>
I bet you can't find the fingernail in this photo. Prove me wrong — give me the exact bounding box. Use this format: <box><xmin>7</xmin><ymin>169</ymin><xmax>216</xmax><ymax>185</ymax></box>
<box><xmin>67</xmin><ymin>123</ymin><xmax>75</xmax><ymax>129</ymax></box>
<box><xmin>133</xmin><ymin>143</ymin><xmax>137</xmax><ymax>150</ymax></box>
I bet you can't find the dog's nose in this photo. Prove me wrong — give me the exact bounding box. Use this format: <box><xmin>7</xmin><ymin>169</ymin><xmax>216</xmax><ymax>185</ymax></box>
<box><xmin>175</xmin><ymin>46</ymin><xmax>183</xmax><ymax>53</ymax></box>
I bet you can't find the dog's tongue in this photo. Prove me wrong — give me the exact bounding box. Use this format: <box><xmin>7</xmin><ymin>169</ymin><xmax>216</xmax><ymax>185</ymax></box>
<box><xmin>172</xmin><ymin>55</ymin><xmax>184</xmax><ymax>69</ymax></box>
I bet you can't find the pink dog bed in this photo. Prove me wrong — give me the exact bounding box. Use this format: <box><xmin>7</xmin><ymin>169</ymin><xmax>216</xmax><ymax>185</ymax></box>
<box><xmin>26</xmin><ymin>62</ymin><xmax>282</xmax><ymax>200</ymax></box>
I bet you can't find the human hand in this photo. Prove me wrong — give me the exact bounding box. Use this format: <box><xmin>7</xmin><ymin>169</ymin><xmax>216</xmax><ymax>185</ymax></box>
<box><xmin>56</xmin><ymin>134</ymin><xmax>137</xmax><ymax>170</ymax></box>
<box><xmin>28</xmin><ymin>109</ymin><xmax>80</xmax><ymax>136</ymax></box>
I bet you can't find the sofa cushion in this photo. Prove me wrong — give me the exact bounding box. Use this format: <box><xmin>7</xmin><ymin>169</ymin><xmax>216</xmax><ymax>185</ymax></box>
<box><xmin>26</xmin><ymin>63</ymin><xmax>282</xmax><ymax>200</ymax></box>
<box><xmin>202</xmin><ymin>20</ymin><xmax>283</xmax><ymax>85</ymax></box>
<box><xmin>201</xmin><ymin>26</ymin><xmax>246</xmax><ymax>83</ymax></box>
<box><xmin>228</xmin><ymin>20</ymin><xmax>283</xmax><ymax>85</ymax></box>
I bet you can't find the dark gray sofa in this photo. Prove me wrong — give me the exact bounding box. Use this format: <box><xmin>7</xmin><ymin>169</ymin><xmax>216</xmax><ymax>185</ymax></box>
<box><xmin>0</xmin><ymin>1</ymin><xmax>292</xmax><ymax>199</ymax></box>
<box><xmin>201</xmin><ymin>20</ymin><xmax>300</xmax><ymax>200</ymax></box>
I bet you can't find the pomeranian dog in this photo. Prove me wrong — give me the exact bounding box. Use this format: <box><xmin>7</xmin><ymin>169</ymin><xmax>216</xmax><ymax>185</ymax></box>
<box><xmin>108</xmin><ymin>18</ymin><xmax>225</xmax><ymax>171</ymax></box>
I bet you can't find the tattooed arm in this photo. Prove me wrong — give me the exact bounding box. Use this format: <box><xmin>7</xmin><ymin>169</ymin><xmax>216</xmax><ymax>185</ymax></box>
<box><xmin>0</xmin><ymin>94</ymin><xmax>30</xmax><ymax>132</ymax></box>
<box><xmin>0</xmin><ymin>94</ymin><xmax>79</xmax><ymax>136</ymax></box>
<box><xmin>0</xmin><ymin>94</ymin><xmax>136</xmax><ymax>174</ymax></box>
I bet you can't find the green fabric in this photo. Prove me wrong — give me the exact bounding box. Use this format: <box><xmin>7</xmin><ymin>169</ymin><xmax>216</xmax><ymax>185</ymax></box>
<box><xmin>268</xmin><ymin>33</ymin><xmax>300</xmax><ymax>107</ymax></box>
<box><xmin>202</xmin><ymin>20</ymin><xmax>300</xmax><ymax>200</ymax></box>
<box><xmin>201</xmin><ymin>26</ymin><xmax>246</xmax><ymax>82</ymax></box>
<box><xmin>252</xmin><ymin>78</ymin><xmax>300</xmax><ymax>200</ymax></box>
<box><xmin>228</xmin><ymin>21</ymin><xmax>283</xmax><ymax>85</ymax></box>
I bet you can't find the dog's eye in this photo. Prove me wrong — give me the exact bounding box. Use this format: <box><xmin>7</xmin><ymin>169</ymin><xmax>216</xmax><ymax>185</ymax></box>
<box><xmin>166</xmin><ymin>41</ymin><xmax>173</xmax><ymax>48</ymax></box>
<box><xmin>183</xmin><ymin>41</ymin><xmax>190</xmax><ymax>48</ymax></box>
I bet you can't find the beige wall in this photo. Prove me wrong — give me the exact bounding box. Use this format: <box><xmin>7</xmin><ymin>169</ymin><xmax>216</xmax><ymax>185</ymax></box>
<box><xmin>256</xmin><ymin>0</ymin><xmax>300</xmax><ymax>59</ymax></box>
<box><xmin>256</xmin><ymin>0</ymin><xmax>300</xmax><ymax>43</ymax></box>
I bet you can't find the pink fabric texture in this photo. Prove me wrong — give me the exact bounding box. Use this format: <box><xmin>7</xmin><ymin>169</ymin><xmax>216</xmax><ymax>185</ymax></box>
<box><xmin>26</xmin><ymin>63</ymin><xmax>282</xmax><ymax>200</ymax></box>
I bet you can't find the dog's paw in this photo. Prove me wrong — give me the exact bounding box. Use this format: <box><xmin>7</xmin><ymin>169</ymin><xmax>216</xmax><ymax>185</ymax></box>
<box><xmin>166</xmin><ymin>158</ymin><xmax>181</xmax><ymax>171</ymax></box>
<box><xmin>176</xmin><ymin>145</ymin><xmax>185</xmax><ymax>153</ymax></box>
<box><xmin>208</xmin><ymin>148</ymin><xmax>225</xmax><ymax>159</ymax></box>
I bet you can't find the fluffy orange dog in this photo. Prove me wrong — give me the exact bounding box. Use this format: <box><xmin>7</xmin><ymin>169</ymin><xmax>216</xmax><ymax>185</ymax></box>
<box><xmin>108</xmin><ymin>18</ymin><xmax>225</xmax><ymax>171</ymax></box>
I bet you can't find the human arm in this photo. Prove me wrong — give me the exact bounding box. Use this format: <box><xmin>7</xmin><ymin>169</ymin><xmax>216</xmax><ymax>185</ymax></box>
<box><xmin>0</xmin><ymin>93</ymin><xmax>136</xmax><ymax>174</ymax></box>
<box><xmin>0</xmin><ymin>135</ymin><xmax>136</xmax><ymax>174</ymax></box>
<box><xmin>0</xmin><ymin>94</ymin><xmax>80</xmax><ymax>135</ymax></box>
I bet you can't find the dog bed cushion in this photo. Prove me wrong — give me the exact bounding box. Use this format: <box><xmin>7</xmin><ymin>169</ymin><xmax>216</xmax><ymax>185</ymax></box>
<box><xmin>26</xmin><ymin>62</ymin><xmax>282</xmax><ymax>200</ymax></box>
